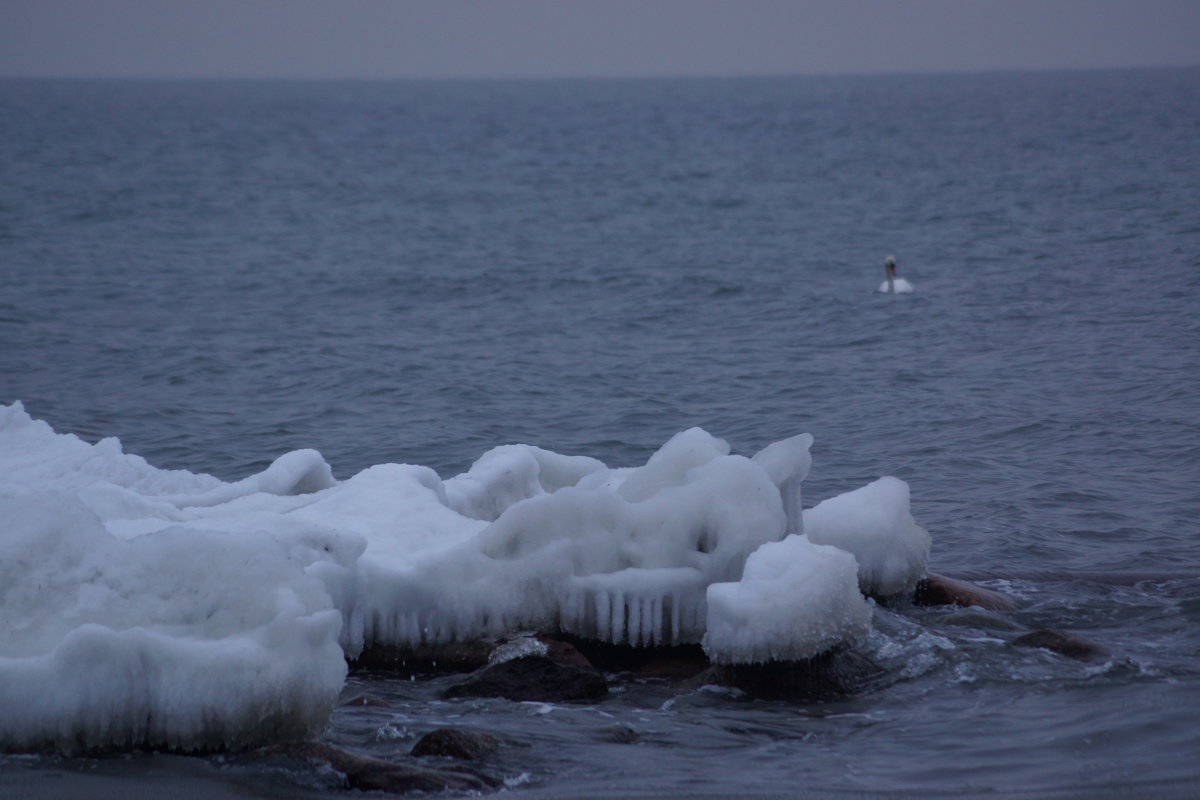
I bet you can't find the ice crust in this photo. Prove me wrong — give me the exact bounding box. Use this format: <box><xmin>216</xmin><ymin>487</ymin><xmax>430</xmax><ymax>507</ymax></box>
<box><xmin>0</xmin><ymin>402</ymin><xmax>930</xmax><ymax>752</ymax></box>
<box><xmin>703</xmin><ymin>535</ymin><xmax>872</xmax><ymax>664</ymax></box>
<box><xmin>804</xmin><ymin>476</ymin><xmax>932</xmax><ymax>598</ymax></box>
<box><xmin>354</xmin><ymin>428</ymin><xmax>788</xmax><ymax>650</ymax></box>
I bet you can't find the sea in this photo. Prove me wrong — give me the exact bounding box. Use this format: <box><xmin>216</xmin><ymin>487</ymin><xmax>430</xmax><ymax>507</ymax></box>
<box><xmin>2</xmin><ymin>68</ymin><xmax>1198</xmax><ymax>798</ymax></box>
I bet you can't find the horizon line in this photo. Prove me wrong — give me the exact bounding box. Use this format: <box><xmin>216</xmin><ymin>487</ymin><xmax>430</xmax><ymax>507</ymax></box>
<box><xmin>3</xmin><ymin>62</ymin><xmax>1198</xmax><ymax>84</ymax></box>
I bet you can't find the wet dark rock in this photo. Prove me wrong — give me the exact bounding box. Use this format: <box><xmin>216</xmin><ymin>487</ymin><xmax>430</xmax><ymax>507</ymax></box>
<box><xmin>558</xmin><ymin>638</ymin><xmax>711</xmax><ymax>681</ymax></box>
<box><xmin>339</xmin><ymin>692</ymin><xmax>390</xmax><ymax>708</ymax></box>
<box><xmin>936</xmin><ymin>609</ymin><xmax>1022</xmax><ymax>631</ymax></box>
<box><xmin>707</xmin><ymin>647</ymin><xmax>884</xmax><ymax>700</ymax></box>
<box><xmin>1012</xmin><ymin>628</ymin><xmax>1108</xmax><ymax>660</ymax></box>
<box><xmin>443</xmin><ymin>655</ymin><xmax>609</xmax><ymax>703</ymax></box>
<box><xmin>629</xmin><ymin>650</ymin><xmax>712</xmax><ymax>681</ymax></box>
<box><xmin>257</xmin><ymin>741</ymin><xmax>499</xmax><ymax>794</ymax></box>
<box><xmin>913</xmin><ymin>572</ymin><xmax>1017</xmax><ymax>612</ymax></box>
<box><xmin>350</xmin><ymin>640</ymin><xmax>494</xmax><ymax>675</ymax></box>
<box><xmin>411</xmin><ymin>727</ymin><xmax>501</xmax><ymax>761</ymax></box>
<box><xmin>536</xmin><ymin>635</ymin><xmax>596</xmax><ymax>669</ymax></box>
<box><xmin>597</xmin><ymin>724</ymin><xmax>640</xmax><ymax>744</ymax></box>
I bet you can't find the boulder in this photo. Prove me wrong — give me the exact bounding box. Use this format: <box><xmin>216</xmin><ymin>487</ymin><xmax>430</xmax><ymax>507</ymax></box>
<box><xmin>936</xmin><ymin>609</ymin><xmax>1022</xmax><ymax>631</ymax></box>
<box><xmin>339</xmin><ymin>692</ymin><xmax>390</xmax><ymax>708</ymax></box>
<box><xmin>597</xmin><ymin>724</ymin><xmax>640</xmax><ymax>744</ymax></box>
<box><xmin>256</xmin><ymin>741</ymin><xmax>498</xmax><ymax>794</ymax></box>
<box><xmin>706</xmin><ymin>647</ymin><xmax>884</xmax><ymax>700</ymax></box>
<box><xmin>442</xmin><ymin>655</ymin><xmax>609</xmax><ymax>703</ymax></box>
<box><xmin>536</xmin><ymin>635</ymin><xmax>596</xmax><ymax>670</ymax></box>
<box><xmin>912</xmin><ymin>573</ymin><xmax>1016</xmax><ymax>611</ymax></box>
<box><xmin>1012</xmin><ymin>629</ymin><xmax>1108</xmax><ymax>660</ymax></box>
<box><xmin>350</xmin><ymin>640</ymin><xmax>494</xmax><ymax>676</ymax></box>
<box><xmin>411</xmin><ymin>728</ymin><xmax>501</xmax><ymax>761</ymax></box>
<box><xmin>557</xmin><ymin>638</ymin><xmax>710</xmax><ymax>681</ymax></box>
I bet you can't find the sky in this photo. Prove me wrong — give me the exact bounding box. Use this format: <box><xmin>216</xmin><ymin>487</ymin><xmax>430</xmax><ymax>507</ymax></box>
<box><xmin>1</xmin><ymin>0</ymin><xmax>1198</xmax><ymax>80</ymax></box>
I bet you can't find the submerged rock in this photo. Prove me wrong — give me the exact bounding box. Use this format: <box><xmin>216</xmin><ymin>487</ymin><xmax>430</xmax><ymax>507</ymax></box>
<box><xmin>442</xmin><ymin>655</ymin><xmax>609</xmax><ymax>703</ymax></box>
<box><xmin>912</xmin><ymin>572</ymin><xmax>1017</xmax><ymax>612</ymax></box>
<box><xmin>706</xmin><ymin>647</ymin><xmax>884</xmax><ymax>700</ymax></box>
<box><xmin>339</xmin><ymin>692</ymin><xmax>390</xmax><ymax>708</ymax></box>
<box><xmin>597</xmin><ymin>724</ymin><xmax>641</xmax><ymax>744</ymax></box>
<box><xmin>936</xmin><ymin>609</ymin><xmax>1022</xmax><ymax>631</ymax></box>
<box><xmin>1012</xmin><ymin>629</ymin><xmax>1108</xmax><ymax>660</ymax></box>
<box><xmin>256</xmin><ymin>741</ymin><xmax>498</xmax><ymax>794</ymax></box>
<box><xmin>411</xmin><ymin>727</ymin><xmax>501</xmax><ymax>761</ymax></box>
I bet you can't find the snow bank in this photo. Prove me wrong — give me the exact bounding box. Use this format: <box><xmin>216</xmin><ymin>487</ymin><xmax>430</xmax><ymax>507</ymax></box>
<box><xmin>0</xmin><ymin>493</ymin><xmax>347</xmax><ymax>752</ymax></box>
<box><xmin>703</xmin><ymin>535</ymin><xmax>872</xmax><ymax>664</ymax></box>
<box><xmin>351</xmin><ymin>428</ymin><xmax>789</xmax><ymax>649</ymax></box>
<box><xmin>0</xmin><ymin>404</ymin><xmax>355</xmax><ymax>752</ymax></box>
<box><xmin>0</xmin><ymin>402</ymin><xmax>933</xmax><ymax>751</ymax></box>
<box><xmin>803</xmin><ymin>476</ymin><xmax>931</xmax><ymax>598</ymax></box>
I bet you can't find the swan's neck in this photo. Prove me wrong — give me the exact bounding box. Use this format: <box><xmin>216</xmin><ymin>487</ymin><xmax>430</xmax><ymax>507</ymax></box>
<box><xmin>886</xmin><ymin>273</ymin><xmax>895</xmax><ymax>293</ymax></box>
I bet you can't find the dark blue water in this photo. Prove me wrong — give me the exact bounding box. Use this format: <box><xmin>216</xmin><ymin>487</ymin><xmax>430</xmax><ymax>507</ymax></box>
<box><xmin>2</xmin><ymin>70</ymin><xmax>1199</xmax><ymax>797</ymax></box>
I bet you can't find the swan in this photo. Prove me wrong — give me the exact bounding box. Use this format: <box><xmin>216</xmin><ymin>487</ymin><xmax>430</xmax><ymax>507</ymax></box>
<box><xmin>877</xmin><ymin>255</ymin><xmax>913</xmax><ymax>293</ymax></box>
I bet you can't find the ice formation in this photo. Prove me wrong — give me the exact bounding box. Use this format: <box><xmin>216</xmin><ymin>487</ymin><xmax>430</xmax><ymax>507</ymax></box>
<box><xmin>0</xmin><ymin>495</ymin><xmax>348</xmax><ymax>752</ymax></box>
<box><xmin>804</xmin><ymin>476</ymin><xmax>931</xmax><ymax>598</ymax></box>
<box><xmin>354</xmin><ymin>428</ymin><xmax>788</xmax><ymax>650</ymax></box>
<box><xmin>703</xmin><ymin>535</ymin><xmax>872</xmax><ymax>664</ymax></box>
<box><xmin>0</xmin><ymin>405</ymin><xmax>355</xmax><ymax>752</ymax></box>
<box><xmin>0</xmin><ymin>402</ymin><xmax>930</xmax><ymax>752</ymax></box>
<box><xmin>750</xmin><ymin>432</ymin><xmax>813</xmax><ymax>534</ymax></box>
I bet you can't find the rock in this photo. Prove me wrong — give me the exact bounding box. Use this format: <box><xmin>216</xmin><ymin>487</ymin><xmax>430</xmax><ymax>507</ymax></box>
<box><xmin>1012</xmin><ymin>629</ymin><xmax>1108</xmax><ymax>660</ymax></box>
<box><xmin>536</xmin><ymin>635</ymin><xmax>596</xmax><ymax>670</ymax></box>
<box><xmin>350</xmin><ymin>640</ymin><xmax>494</xmax><ymax>675</ymax></box>
<box><xmin>708</xmin><ymin>647</ymin><xmax>884</xmax><ymax>700</ymax></box>
<box><xmin>597</xmin><ymin>725</ymin><xmax>640</xmax><ymax>744</ymax></box>
<box><xmin>912</xmin><ymin>573</ymin><xmax>1016</xmax><ymax>612</ymax></box>
<box><xmin>487</xmin><ymin>633</ymin><xmax>595</xmax><ymax>670</ymax></box>
<box><xmin>442</xmin><ymin>655</ymin><xmax>609</xmax><ymax>703</ymax></box>
<box><xmin>257</xmin><ymin>741</ymin><xmax>499</xmax><ymax>794</ymax></box>
<box><xmin>411</xmin><ymin>728</ymin><xmax>500</xmax><ymax>761</ymax></box>
<box><xmin>557</xmin><ymin>638</ymin><xmax>710</xmax><ymax>681</ymax></box>
<box><xmin>629</xmin><ymin>650</ymin><xmax>711</xmax><ymax>681</ymax></box>
<box><xmin>936</xmin><ymin>609</ymin><xmax>1022</xmax><ymax>631</ymax></box>
<box><xmin>487</xmin><ymin>634</ymin><xmax>550</xmax><ymax>665</ymax></box>
<box><xmin>340</xmin><ymin>692</ymin><xmax>390</xmax><ymax>708</ymax></box>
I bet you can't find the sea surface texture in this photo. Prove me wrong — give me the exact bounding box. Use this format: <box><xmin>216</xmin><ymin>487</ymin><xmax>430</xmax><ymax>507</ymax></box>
<box><xmin>2</xmin><ymin>70</ymin><xmax>1199</xmax><ymax>798</ymax></box>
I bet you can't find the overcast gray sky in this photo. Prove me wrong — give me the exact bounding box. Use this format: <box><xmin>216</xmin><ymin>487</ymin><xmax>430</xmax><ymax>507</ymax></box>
<box><xmin>2</xmin><ymin>0</ymin><xmax>1198</xmax><ymax>80</ymax></box>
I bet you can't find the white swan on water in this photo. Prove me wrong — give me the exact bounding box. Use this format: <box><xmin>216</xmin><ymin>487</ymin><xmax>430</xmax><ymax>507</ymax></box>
<box><xmin>877</xmin><ymin>255</ymin><xmax>913</xmax><ymax>294</ymax></box>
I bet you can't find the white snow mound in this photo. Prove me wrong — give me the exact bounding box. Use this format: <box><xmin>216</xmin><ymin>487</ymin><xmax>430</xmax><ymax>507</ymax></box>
<box><xmin>0</xmin><ymin>493</ymin><xmax>347</xmax><ymax>752</ymax></box>
<box><xmin>0</xmin><ymin>402</ymin><xmax>935</xmax><ymax>751</ymax></box>
<box><xmin>703</xmin><ymin>535</ymin><xmax>872</xmax><ymax>664</ymax></box>
<box><xmin>803</xmin><ymin>476</ymin><xmax>931</xmax><ymax>598</ymax></box>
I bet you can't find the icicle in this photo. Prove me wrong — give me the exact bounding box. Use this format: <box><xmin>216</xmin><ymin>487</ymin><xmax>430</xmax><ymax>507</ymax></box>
<box><xmin>642</xmin><ymin>596</ymin><xmax>652</xmax><ymax>646</ymax></box>
<box><xmin>650</xmin><ymin>596</ymin><xmax>663</xmax><ymax>646</ymax></box>
<box><xmin>670</xmin><ymin>592</ymin><xmax>681</xmax><ymax>644</ymax></box>
<box><xmin>628</xmin><ymin>594</ymin><xmax>641</xmax><ymax>645</ymax></box>
<box><xmin>611</xmin><ymin>591</ymin><xmax>626</xmax><ymax>644</ymax></box>
<box><xmin>595</xmin><ymin>590</ymin><xmax>611</xmax><ymax>641</ymax></box>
